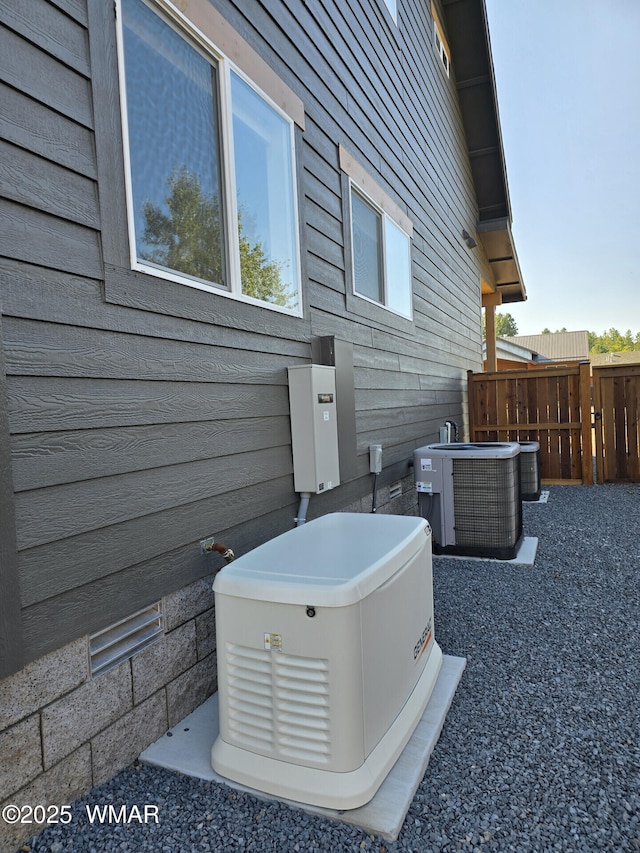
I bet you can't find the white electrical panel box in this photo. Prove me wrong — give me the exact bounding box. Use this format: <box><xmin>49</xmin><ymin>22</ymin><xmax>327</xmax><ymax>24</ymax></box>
<box><xmin>288</xmin><ymin>365</ymin><xmax>340</xmax><ymax>494</ymax></box>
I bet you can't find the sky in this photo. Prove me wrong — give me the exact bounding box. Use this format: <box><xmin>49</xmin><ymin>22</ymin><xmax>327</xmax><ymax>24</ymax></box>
<box><xmin>483</xmin><ymin>0</ymin><xmax>640</xmax><ymax>337</ymax></box>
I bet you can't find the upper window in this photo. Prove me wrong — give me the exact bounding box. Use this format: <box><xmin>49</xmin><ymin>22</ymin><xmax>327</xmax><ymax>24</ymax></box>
<box><xmin>381</xmin><ymin>0</ymin><xmax>397</xmax><ymax>24</ymax></box>
<box><xmin>431</xmin><ymin>3</ymin><xmax>451</xmax><ymax>77</ymax></box>
<box><xmin>118</xmin><ymin>0</ymin><xmax>302</xmax><ymax>315</ymax></box>
<box><xmin>350</xmin><ymin>186</ymin><xmax>412</xmax><ymax>319</ymax></box>
<box><xmin>434</xmin><ymin>24</ymin><xmax>450</xmax><ymax>76</ymax></box>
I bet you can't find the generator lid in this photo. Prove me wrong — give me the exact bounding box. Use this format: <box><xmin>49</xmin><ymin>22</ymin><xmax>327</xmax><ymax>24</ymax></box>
<box><xmin>415</xmin><ymin>441</ymin><xmax>521</xmax><ymax>459</ymax></box>
<box><xmin>213</xmin><ymin>513</ymin><xmax>430</xmax><ymax>607</ymax></box>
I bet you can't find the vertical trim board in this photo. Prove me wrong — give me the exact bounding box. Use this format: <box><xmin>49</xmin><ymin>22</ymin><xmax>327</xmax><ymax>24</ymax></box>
<box><xmin>0</xmin><ymin>310</ymin><xmax>24</xmax><ymax>678</ymax></box>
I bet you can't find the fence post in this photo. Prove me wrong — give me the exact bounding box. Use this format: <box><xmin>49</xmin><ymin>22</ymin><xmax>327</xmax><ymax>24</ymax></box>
<box><xmin>579</xmin><ymin>361</ymin><xmax>593</xmax><ymax>484</ymax></box>
<box><xmin>467</xmin><ymin>370</ymin><xmax>476</xmax><ymax>441</ymax></box>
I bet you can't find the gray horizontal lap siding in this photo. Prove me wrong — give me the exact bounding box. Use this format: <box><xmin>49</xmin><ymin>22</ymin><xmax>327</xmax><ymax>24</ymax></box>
<box><xmin>0</xmin><ymin>0</ymin><xmax>483</xmax><ymax>667</ymax></box>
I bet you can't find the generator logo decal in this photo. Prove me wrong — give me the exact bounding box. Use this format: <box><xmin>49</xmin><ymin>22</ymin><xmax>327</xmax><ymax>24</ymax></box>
<box><xmin>413</xmin><ymin>619</ymin><xmax>432</xmax><ymax>663</ymax></box>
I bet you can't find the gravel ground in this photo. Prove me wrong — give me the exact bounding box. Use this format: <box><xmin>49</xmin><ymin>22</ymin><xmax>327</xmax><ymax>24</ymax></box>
<box><xmin>22</xmin><ymin>484</ymin><xmax>640</xmax><ymax>853</ymax></box>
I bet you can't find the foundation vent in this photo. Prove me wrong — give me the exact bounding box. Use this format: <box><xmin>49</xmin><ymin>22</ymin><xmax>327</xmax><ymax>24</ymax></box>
<box><xmin>90</xmin><ymin>602</ymin><xmax>164</xmax><ymax>677</ymax></box>
<box><xmin>389</xmin><ymin>480</ymin><xmax>403</xmax><ymax>500</ymax></box>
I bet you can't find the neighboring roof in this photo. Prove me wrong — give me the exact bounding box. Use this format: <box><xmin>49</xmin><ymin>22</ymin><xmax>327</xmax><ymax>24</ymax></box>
<box><xmin>495</xmin><ymin>338</ymin><xmax>536</xmax><ymax>362</ymax></box>
<box><xmin>442</xmin><ymin>0</ymin><xmax>526</xmax><ymax>304</ymax></box>
<box><xmin>591</xmin><ymin>351</ymin><xmax>640</xmax><ymax>366</ymax></box>
<box><xmin>481</xmin><ymin>337</ymin><xmax>551</xmax><ymax>364</ymax></box>
<box><xmin>503</xmin><ymin>331</ymin><xmax>590</xmax><ymax>362</ymax></box>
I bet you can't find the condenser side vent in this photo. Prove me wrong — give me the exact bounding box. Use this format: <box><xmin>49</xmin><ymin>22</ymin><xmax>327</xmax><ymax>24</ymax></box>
<box><xmin>518</xmin><ymin>441</ymin><xmax>542</xmax><ymax>501</ymax></box>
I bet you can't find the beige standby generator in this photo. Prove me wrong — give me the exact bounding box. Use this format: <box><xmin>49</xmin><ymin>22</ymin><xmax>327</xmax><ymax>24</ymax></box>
<box><xmin>211</xmin><ymin>512</ymin><xmax>442</xmax><ymax>810</ymax></box>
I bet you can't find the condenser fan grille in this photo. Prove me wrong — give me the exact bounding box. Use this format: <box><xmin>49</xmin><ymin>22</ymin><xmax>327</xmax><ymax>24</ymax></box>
<box><xmin>452</xmin><ymin>456</ymin><xmax>522</xmax><ymax>547</ymax></box>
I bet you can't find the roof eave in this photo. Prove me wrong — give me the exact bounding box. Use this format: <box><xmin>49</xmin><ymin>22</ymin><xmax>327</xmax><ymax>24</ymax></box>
<box><xmin>477</xmin><ymin>217</ymin><xmax>527</xmax><ymax>304</ymax></box>
<box><xmin>442</xmin><ymin>0</ymin><xmax>526</xmax><ymax>303</ymax></box>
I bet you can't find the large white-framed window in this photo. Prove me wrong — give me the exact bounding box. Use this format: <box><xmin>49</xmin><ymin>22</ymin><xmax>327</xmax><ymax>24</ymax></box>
<box><xmin>343</xmin><ymin>154</ymin><xmax>413</xmax><ymax>321</ymax></box>
<box><xmin>117</xmin><ymin>0</ymin><xmax>302</xmax><ymax>316</ymax></box>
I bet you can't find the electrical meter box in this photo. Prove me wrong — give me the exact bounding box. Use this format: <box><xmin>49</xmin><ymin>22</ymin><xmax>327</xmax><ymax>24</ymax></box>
<box><xmin>288</xmin><ymin>365</ymin><xmax>340</xmax><ymax>494</ymax></box>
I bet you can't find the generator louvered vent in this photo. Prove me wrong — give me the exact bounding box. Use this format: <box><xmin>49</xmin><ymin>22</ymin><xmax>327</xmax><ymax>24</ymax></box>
<box><xmin>90</xmin><ymin>602</ymin><xmax>163</xmax><ymax>678</ymax></box>
<box><xmin>452</xmin><ymin>455</ymin><xmax>522</xmax><ymax>548</ymax></box>
<box><xmin>225</xmin><ymin>643</ymin><xmax>331</xmax><ymax>766</ymax></box>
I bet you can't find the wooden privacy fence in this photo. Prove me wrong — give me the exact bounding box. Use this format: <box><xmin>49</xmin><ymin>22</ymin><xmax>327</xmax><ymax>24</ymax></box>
<box><xmin>467</xmin><ymin>364</ymin><xmax>593</xmax><ymax>484</ymax></box>
<box><xmin>593</xmin><ymin>363</ymin><xmax>640</xmax><ymax>483</ymax></box>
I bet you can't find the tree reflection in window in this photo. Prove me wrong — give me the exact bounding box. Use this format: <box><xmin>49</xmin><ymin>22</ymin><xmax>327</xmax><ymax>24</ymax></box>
<box><xmin>141</xmin><ymin>166</ymin><xmax>292</xmax><ymax>308</ymax></box>
<box><xmin>141</xmin><ymin>166</ymin><xmax>224</xmax><ymax>284</ymax></box>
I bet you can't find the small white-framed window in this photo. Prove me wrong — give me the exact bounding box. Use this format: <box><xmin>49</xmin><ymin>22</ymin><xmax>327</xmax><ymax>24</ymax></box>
<box><xmin>381</xmin><ymin>0</ymin><xmax>397</xmax><ymax>24</ymax></box>
<box><xmin>431</xmin><ymin>2</ymin><xmax>451</xmax><ymax>77</ymax></box>
<box><xmin>434</xmin><ymin>24</ymin><xmax>450</xmax><ymax>76</ymax></box>
<box><xmin>117</xmin><ymin>0</ymin><xmax>302</xmax><ymax>315</ymax></box>
<box><xmin>349</xmin><ymin>185</ymin><xmax>413</xmax><ymax>319</ymax></box>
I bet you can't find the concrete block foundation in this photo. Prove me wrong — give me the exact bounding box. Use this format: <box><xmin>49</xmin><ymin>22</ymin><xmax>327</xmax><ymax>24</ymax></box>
<box><xmin>0</xmin><ymin>576</ymin><xmax>218</xmax><ymax>852</ymax></box>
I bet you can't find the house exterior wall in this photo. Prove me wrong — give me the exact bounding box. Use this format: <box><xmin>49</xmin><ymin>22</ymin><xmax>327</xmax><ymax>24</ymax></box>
<box><xmin>1</xmin><ymin>0</ymin><xmax>488</xmax><ymax>836</ymax></box>
<box><xmin>0</xmin><ymin>478</ymin><xmax>415</xmax><ymax>851</ymax></box>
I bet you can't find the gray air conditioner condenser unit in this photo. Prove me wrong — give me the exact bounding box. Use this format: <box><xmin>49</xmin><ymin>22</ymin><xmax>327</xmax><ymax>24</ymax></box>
<box><xmin>518</xmin><ymin>440</ymin><xmax>542</xmax><ymax>502</ymax></box>
<box><xmin>414</xmin><ymin>442</ymin><xmax>523</xmax><ymax>560</ymax></box>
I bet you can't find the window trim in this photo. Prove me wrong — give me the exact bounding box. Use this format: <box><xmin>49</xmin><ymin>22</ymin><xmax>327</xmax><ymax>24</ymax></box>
<box><xmin>115</xmin><ymin>0</ymin><xmax>304</xmax><ymax>317</ymax></box>
<box><xmin>339</xmin><ymin>145</ymin><xmax>412</xmax><ymax>238</ymax></box>
<box><xmin>0</xmin><ymin>310</ymin><xmax>24</xmax><ymax>679</ymax></box>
